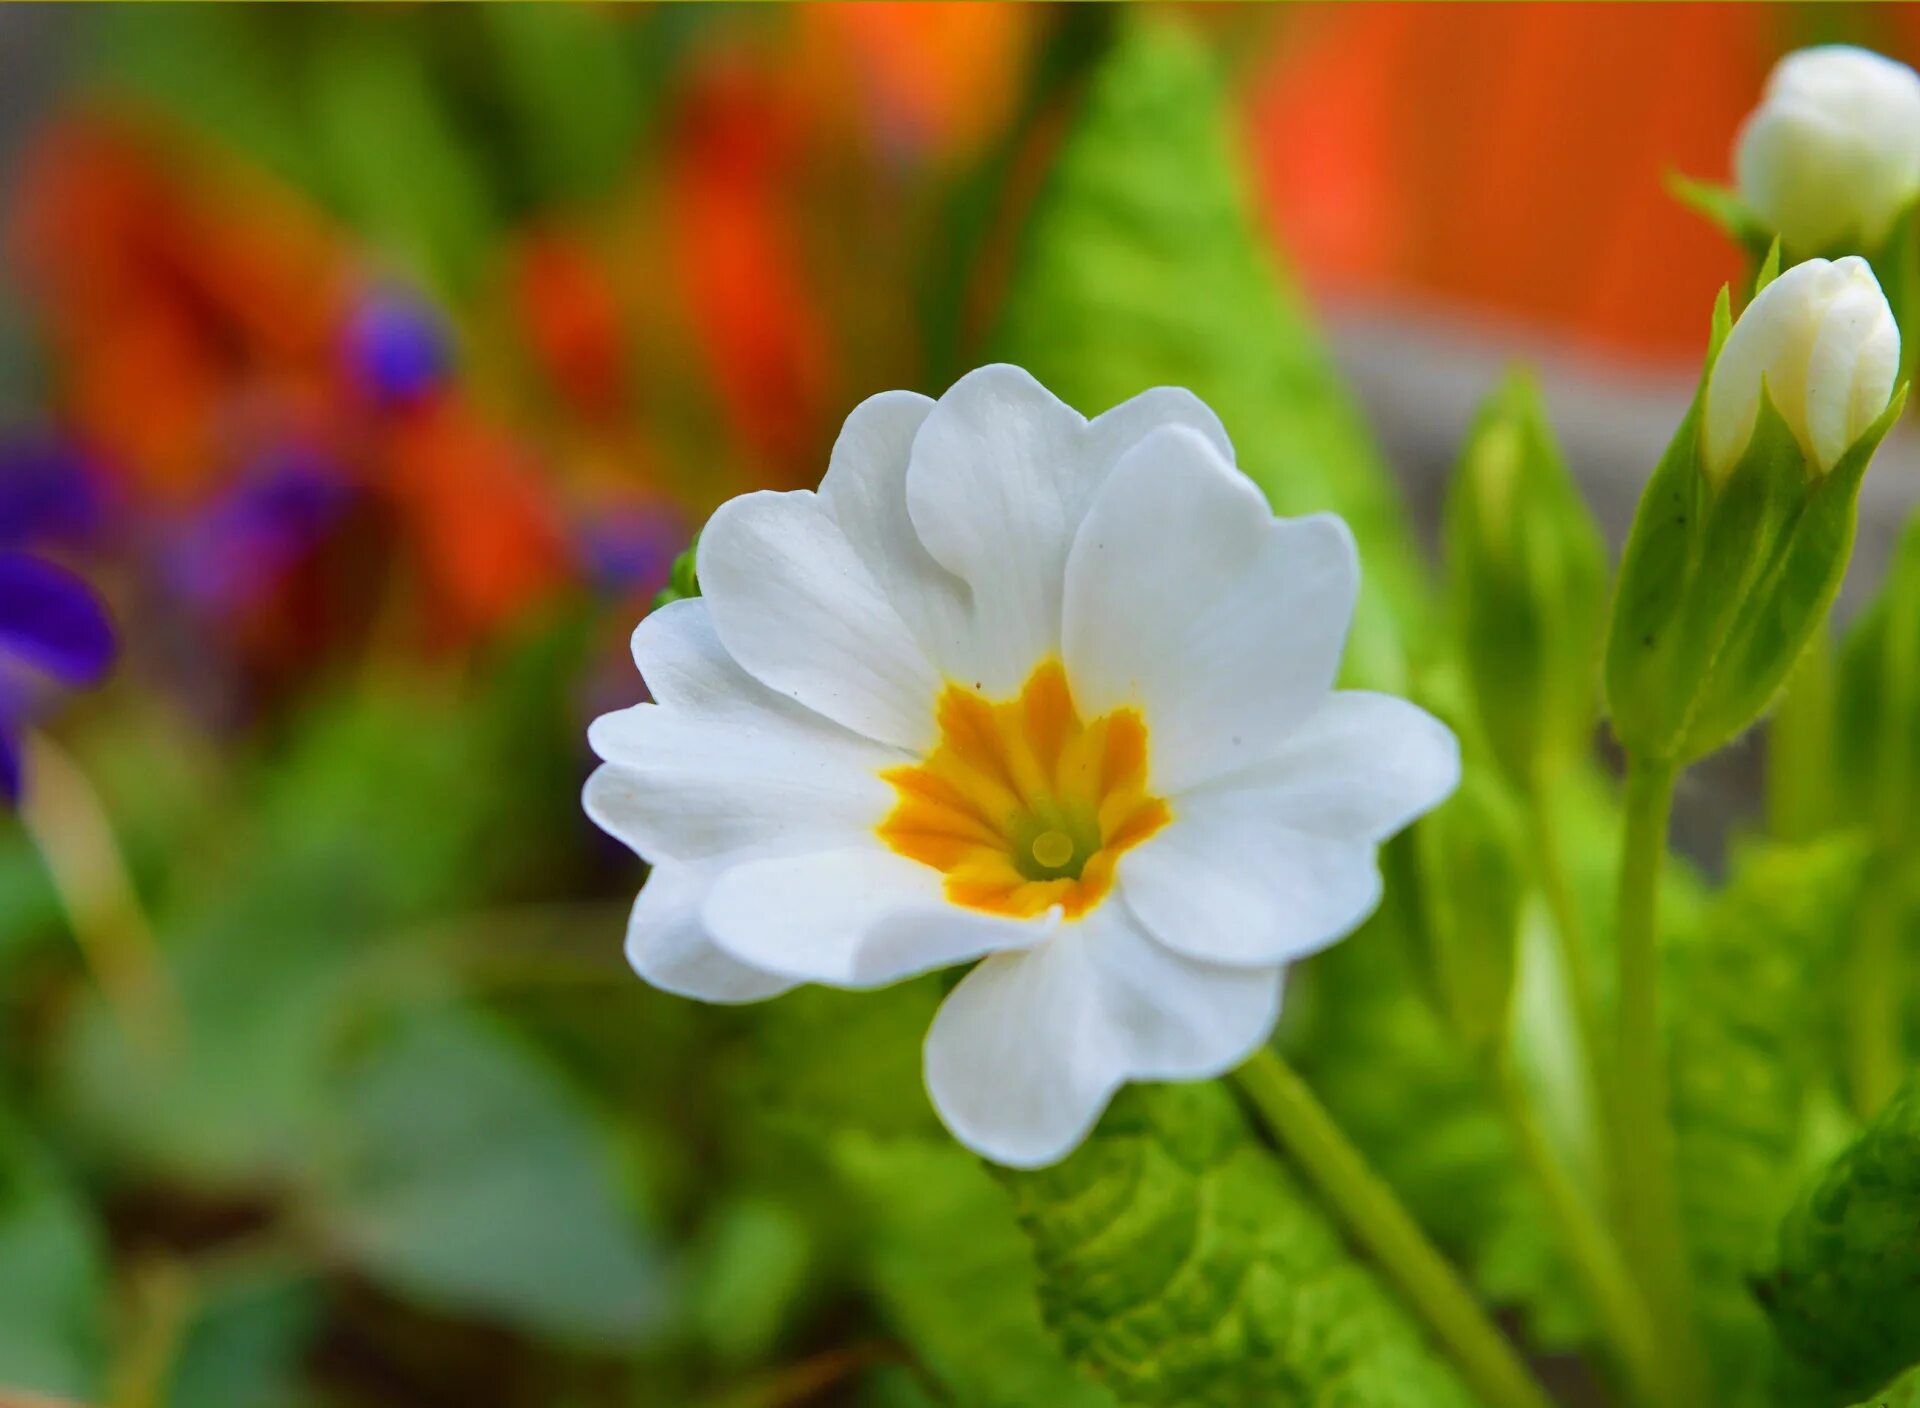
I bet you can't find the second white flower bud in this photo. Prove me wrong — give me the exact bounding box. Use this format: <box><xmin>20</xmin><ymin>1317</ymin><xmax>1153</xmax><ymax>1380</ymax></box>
<box><xmin>1703</xmin><ymin>255</ymin><xmax>1899</xmax><ymax>480</ymax></box>
<box><xmin>1736</xmin><ymin>45</ymin><xmax>1920</xmax><ymax>256</ymax></box>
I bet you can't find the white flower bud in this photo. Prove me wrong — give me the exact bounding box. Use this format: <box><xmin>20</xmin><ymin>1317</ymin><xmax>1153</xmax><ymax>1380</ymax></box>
<box><xmin>1703</xmin><ymin>256</ymin><xmax>1899</xmax><ymax>479</ymax></box>
<box><xmin>1736</xmin><ymin>45</ymin><xmax>1920</xmax><ymax>255</ymax></box>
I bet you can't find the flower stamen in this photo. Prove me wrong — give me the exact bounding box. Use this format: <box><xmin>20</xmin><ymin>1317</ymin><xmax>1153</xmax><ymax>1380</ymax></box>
<box><xmin>877</xmin><ymin>661</ymin><xmax>1169</xmax><ymax>919</ymax></box>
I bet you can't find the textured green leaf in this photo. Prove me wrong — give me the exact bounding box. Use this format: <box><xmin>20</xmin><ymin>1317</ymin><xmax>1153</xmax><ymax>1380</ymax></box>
<box><xmin>1762</xmin><ymin>1073</ymin><xmax>1920</xmax><ymax>1398</ymax></box>
<box><xmin>312</xmin><ymin>1004</ymin><xmax>663</xmax><ymax>1346</ymax></box>
<box><xmin>1850</xmin><ymin>1361</ymin><xmax>1920</xmax><ymax>1408</ymax></box>
<box><xmin>999</xmin><ymin>1082</ymin><xmax>1481</xmax><ymax>1408</ymax></box>
<box><xmin>833</xmin><ymin>1134</ymin><xmax>1117</xmax><ymax>1408</ymax></box>
<box><xmin>990</xmin><ymin>14</ymin><xmax>1424</xmax><ymax>687</ymax></box>
<box><xmin>1670</xmin><ymin>837</ymin><xmax>1868</xmax><ymax>1405</ymax></box>
<box><xmin>0</xmin><ymin>1124</ymin><xmax>107</xmax><ymax>1401</ymax></box>
<box><xmin>740</xmin><ymin>982</ymin><xmax>1117</xmax><ymax>1406</ymax></box>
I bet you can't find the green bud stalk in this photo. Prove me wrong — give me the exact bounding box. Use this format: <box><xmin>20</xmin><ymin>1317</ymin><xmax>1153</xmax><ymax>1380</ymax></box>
<box><xmin>1606</xmin><ymin>263</ymin><xmax>1905</xmax><ymax>767</ymax></box>
<box><xmin>1445</xmin><ymin>371</ymin><xmax>1607</xmax><ymax>795</ymax></box>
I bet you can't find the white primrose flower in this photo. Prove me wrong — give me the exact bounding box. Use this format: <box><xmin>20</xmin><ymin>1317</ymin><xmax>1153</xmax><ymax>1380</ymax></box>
<box><xmin>1703</xmin><ymin>255</ymin><xmax>1899</xmax><ymax>480</ymax></box>
<box><xmin>584</xmin><ymin>366</ymin><xmax>1459</xmax><ymax>1168</ymax></box>
<box><xmin>1736</xmin><ymin>45</ymin><xmax>1920</xmax><ymax>256</ymax></box>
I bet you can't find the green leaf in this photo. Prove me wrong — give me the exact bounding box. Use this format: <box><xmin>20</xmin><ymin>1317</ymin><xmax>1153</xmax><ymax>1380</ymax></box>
<box><xmin>1850</xmin><ymin>1361</ymin><xmax>1920</xmax><ymax>1408</ymax></box>
<box><xmin>0</xmin><ymin>1123</ymin><xmax>108</xmax><ymax>1401</ymax></box>
<box><xmin>57</xmin><ymin>916</ymin><xmax>361</xmax><ymax>1187</ymax></box>
<box><xmin>477</xmin><ymin>5</ymin><xmax>648</xmax><ymax>209</ymax></box>
<box><xmin>684</xmin><ymin>1195</ymin><xmax>813</xmax><ymax>1367</ymax></box>
<box><xmin>833</xmin><ymin>1134</ymin><xmax>1117</xmax><ymax>1408</ymax></box>
<box><xmin>304</xmin><ymin>25</ymin><xmax>499</xmax><ymax>297</ymax></box>
<box><xmin>989</xmin><ymin>14</ymin><xmax>1425</xmax><ymax>688</ymax></box>
<box><xmin>165</xmin><ymin>1270</ymin><xmax>322</xmax><ymax>1408</ymax></box>
<box><xmin>1668</xmin><ymin>173</ymin><xmax>1775</xmax><ymax>264</ymax></box>
<box><xmin>739</xmin><ymin>984</ymin><xmax>1116</xmax><ymax>1405</ymax></box>
<box><xmin>311</xmin><ymin>1004</ymin><xmax>663</xmax><ymax>1347</ymax></box>
<box><xmin>1444</xmin><ymin>371</ymin><xmax>1608</xmax><ymax>792</ymax></box>
<box><xmin>1835</xmin><ymin>509</ymin><xmax>1920</xmax><ymax>847</ymax></box>
<box><xmin>1762</xmin><ymin>1073</ymin><xmax>1920</xmax><ymax>1399</ymax></box>
<box><xmin>1871</xmin><ymin>204</ymin><xmax>1920</xmax><ymax>391</ymax></box>
<box><xmin>1669</xmin><ymin>837</ymin><xmax>1868</xmax><ymax>1405</ymax></box>
<box><xmin>998</xmin><ymin>1082</ymin><xmax>1481</xmax><ymax>1407</ymax></box>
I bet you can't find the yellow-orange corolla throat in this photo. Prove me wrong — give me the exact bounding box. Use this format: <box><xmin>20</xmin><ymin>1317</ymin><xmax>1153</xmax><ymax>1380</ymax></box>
<box><xmin>878</xmin><ymin>661</ymin><xmax>1170</xmax><ymax>919</ymax></box>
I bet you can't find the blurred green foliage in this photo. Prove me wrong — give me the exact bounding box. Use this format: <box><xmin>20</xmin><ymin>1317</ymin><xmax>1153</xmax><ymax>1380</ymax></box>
<box><xmin>4</xmin><ymin>7</ymin><xmax>1920</xmax><ymax>1408</ymax></box>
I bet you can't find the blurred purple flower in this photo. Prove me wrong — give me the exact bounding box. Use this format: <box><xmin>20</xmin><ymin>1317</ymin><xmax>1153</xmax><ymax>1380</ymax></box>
<box><xmin>0</xmin><ymin>439</ymin><xmax>114</xmax><ymax>804</ymax></box>
<box><xmin>577</xmin><ymin>502</ymin><xmax>687</xmax><ymax>598</ymax></box>
<box><xmin>164</xmin><ymin>448</ymin><xmax>351</xmax><ymax>614</ymax></box>
<box><xmin>345</xmin><ymin>287</ymin><xmax>450</xmax><ymax>407</ymax></box>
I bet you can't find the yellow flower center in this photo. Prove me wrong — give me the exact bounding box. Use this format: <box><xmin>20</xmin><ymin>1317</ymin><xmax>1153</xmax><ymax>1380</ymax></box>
<box><xmin>877</xmin><ymin>661</ymin><xmax>1170</xmax><ymax>919</ymax></box>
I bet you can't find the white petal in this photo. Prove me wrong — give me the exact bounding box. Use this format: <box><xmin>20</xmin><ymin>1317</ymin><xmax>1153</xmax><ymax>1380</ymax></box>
<box><xmin>697</xmin><ymin>489</ymin><xmax>942</xmax><ymax>751</ymax></box>
<box><xmin>1118</xmin><ymin>691</ymin><xmax>1458</xmax><ymax>967</ymax></box>
<box><xmin>624</xmin><ymin>862</ymin><xmax>795</xmax><ymax>1004</ymax></box>
<box><xmin>701</xmin><ymin>844</ymin><xmax>1043</xmax><ymax>989</ymax></box>
<box><xmin>1061</xmin><ymin>425</ymin><xmax>1359</xmax><ymax>793</ymax></box>
<box><xmin>904</xmin><ymin>367</ymin><xmax>1235</xmax><ymax>696</ymax></box>
<box><xmin>585</xmin><ymin>612</ymin><xmax>901</xmax><ymax>865</ymax></box>
<box><xmin>924</xmin><ymin>908</ymin><xmax>1282</xmax><ymax>1168</ymax></box>
<box><xmin>1119</xmin><ymin>807</ymin><xmax>1382</xmax><ymax>969</ymax></box>
<box><xmin>1806</xmin><ymin>264</ymin><xmax>1899</xmax><ymax>468</ymax></box>
<box><xmin>815</xmin><ymin>390</ymin><xmax>976</xmax><ymax>679</ymax></box>
<box><xmin>1217</xmin><ymin>691</ymin><xmax>1463</xmax><ymax>838</ymax></box>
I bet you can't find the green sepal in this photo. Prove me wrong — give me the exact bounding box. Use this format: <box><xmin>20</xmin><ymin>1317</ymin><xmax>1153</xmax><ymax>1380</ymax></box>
<box><xmin>1393</xmin><ymin>767</ymin><xmax>1526</xmax><ymax>1057</ymax></box>
<box><xmin>650</xmin><ymin>534</ymin><xmax>701</xmax><ymax>611</ymax></box>
<box><xmin>1605</xmin><ymin>279</ymin><xmax>1908</xmax><ymax>763</ymax></box>
<box><xmin>1677</xmin><ymin>383</ymin><xmax>1906</xmax><ymax>760</ymax></box>
<box><xmin>1444</xmin><ymin>370</ymin><xmax>1607</xmax><ymax>792</ymax></box>
<box><xmin>1759</xmin><ymin>1075</ymin><xmax>1920</xmax><ymax>1398</ymax></box>
<box><xmin>1668</xmin><ymin>172</ymin><xmax>1776</xmax><ymax>265</ymax></box>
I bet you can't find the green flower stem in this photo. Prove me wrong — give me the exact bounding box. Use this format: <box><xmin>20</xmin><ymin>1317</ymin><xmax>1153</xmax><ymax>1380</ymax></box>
<box><xmin>17</xmin><ymin>732</ymin><xmax>180</xmax><ymax>1063</ymax></box>
<box><xmin>1234</xmin><ymin>1048</ymin><xmax>1553</xmax><ymax>1408</ymax></box>
<box><xmin>1611</xmin><ymin>754</ymin><xmax>1706</xmax><ymax>1405</ymax></box>
<box><xmin>1846</xmin><ymin>871</ymin><xmax>1905</xmax><ymax>1119</ymax></box>
<box><xmin>1487</xmin><ymin>1053</ymin><xmax>1663</xmax><ymax>1407</ymax></box>
<box><xmin>1525</xmin><ymin>786</ymin><xmax>1610</xmax><ymax>1161</ymax></box>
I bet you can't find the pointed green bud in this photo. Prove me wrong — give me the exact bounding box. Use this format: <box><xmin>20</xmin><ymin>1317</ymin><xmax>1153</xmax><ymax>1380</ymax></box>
<box><xmin>1444</xmin><ymin>371</ymin><xmax>1607</xmax><ymax>792</ymax></box>
<box><xmin>1394</xmin><ymin>767</ymin><xmax>1525</xmax><ymax>1056</ymax></box>
<box><xmin>1605</xmin><ymin>274</ymin><xmax>1908</xmax><ymax>765</ymax></box>
<box><xmin>1835</xmin><ymin>510</ymin><xmax>1920</xmax><ymax>847</ymax></box>
<box><xmin>651</xmin><ymin>534</ymin><xmax>701</xmax><ymax>611</ymax></box>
